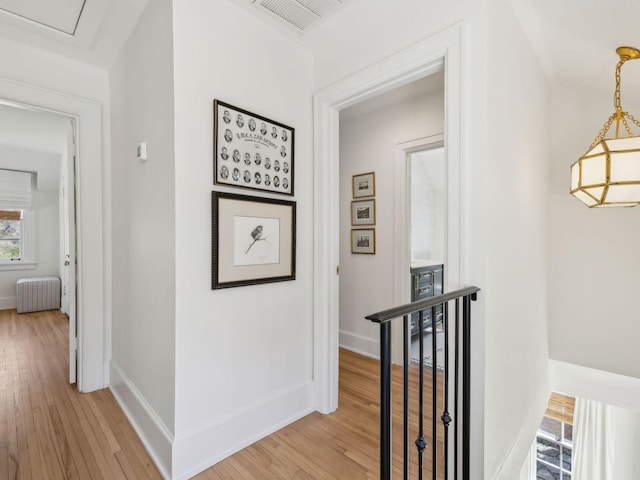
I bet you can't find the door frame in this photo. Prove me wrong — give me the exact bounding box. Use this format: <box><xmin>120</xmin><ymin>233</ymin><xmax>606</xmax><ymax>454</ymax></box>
<box><xmin>0</xmin><ymin>78</ymin><xmax>106</xmax><ymax>393</ymax></box>
<box><xmin>312</xmin><ymin>25</ymin><xmax>464</xmax><ymax>413</ymax></box>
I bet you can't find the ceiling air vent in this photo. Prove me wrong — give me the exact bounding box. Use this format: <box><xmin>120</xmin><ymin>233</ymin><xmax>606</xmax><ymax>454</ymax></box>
<box><xmin>253</xmin><ymin>0</ymin><xmax>343</xmax><ymax>33</ymax></box>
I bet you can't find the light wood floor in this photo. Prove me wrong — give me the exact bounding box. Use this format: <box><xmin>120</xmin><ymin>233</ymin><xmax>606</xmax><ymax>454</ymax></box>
<box><xmin>0</xmin><ymin>309</ymin><xmax>161</xmax><ymax>480</ymax></box>
<box><xmin>1</xmin><ymin>309</ymin><xmax>446</xmax><ymax>479</ymax></box>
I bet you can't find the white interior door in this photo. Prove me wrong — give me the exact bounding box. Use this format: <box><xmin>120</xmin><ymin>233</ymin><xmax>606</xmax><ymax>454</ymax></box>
<box><xmin>63</xmin><ymin>119</ymin><xmax>77</xmax><ymax>384</ymax></box>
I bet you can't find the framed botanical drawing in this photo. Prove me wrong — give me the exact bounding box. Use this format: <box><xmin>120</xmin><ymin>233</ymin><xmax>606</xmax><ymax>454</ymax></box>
<box><xmin>352</xmin><ymin>172</ymin><xmax>375</xmax><ymax>198</ymax></box>
<box><xmin>214</xmin><ymin>99</ymin><xmax>294</xmax><ymax>196</ymax></box>
<box><xmin>212</xmin><ymin>191</ymin><xmax>296</xmax><ymax>289</ymax></box>
<box><xmin>351</xmin><ymin>199</ymin><xmax>376</xmax><ymax>226</ymax></box>
<box><xmin>351</xmin><ymin>229</ymin><xmax>375</xmax><ymax>254</ymax></box>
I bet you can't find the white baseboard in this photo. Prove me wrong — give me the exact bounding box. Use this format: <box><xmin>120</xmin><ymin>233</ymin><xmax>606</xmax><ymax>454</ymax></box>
<box><xmin>172</xmin><ymin>381</ymin><xmax>313</xmax><ymax>480</ymax></box>
<box><xmin>0</xmin><ymin>296</ymin><xmax>16</xmax><ymax>310</ymax></box>
<box><xmin>339</xmin><ymin>330</ymin><xmax>379</xmax><ymax>359</ymax></box>
<box><xmin>109</xmin><ymin>362</ymin><xmax>173</xmax><ymax>480</ymax></box>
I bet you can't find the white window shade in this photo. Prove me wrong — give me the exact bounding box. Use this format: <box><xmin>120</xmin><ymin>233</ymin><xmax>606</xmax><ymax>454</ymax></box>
<box><xmin>0</xmin><ymin>169</ymin><xmax>32</xmax><ymax>209</ymax></box>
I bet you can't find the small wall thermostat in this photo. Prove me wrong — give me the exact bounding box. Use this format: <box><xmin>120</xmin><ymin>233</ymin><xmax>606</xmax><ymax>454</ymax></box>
<box><xmin>137</xmin><ymin>142</ymin><xmax>148</xmax><ymax>162</ymax></box>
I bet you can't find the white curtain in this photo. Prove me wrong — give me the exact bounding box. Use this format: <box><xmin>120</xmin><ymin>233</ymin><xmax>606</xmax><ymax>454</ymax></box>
<box><xmin>573</xmin><ymin>397</ymin><xmax>615</xmax><ymax>480</ymax></box>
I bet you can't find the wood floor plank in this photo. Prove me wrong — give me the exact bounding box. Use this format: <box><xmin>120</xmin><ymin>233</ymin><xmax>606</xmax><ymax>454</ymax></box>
<box><xmin>114</xmin><ymin>448</ymin><xmax>142</xmax><ymax>480</ymax></box>
<box><xmin>48</xmin><ymin>402</ymin><xmax>82</xmax><ymax>479</ymax></box>
<box><xmin>84</xmin><ymin>394</ymin><xmax>122</xmax><ymax>454</ymax></box>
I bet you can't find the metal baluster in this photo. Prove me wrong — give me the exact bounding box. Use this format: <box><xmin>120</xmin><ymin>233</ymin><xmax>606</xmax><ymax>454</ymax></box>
<box><xmin>416</xmin><ymin>310</ymin><xmax>427</xmax><ymax>480</ymax></box>
<box><xmin>454</xmin><ymin>298</ymin><xmax>460</xmax><ymax>480</ymax></box>
<box><xmin>441</xmin><ymin>302</ymin><xmax>451</xmax><ymax>480</ymax></box>
<box><xmin>365</xmin><ymin>286</ymin><xmax>479</xmax><ymax>480</ymax></box>
<box><xmin>380</xmin><ymin>321</ymin><xmax>392</xmax><ymax>480</ymax></box>
<box><xmin>403</xmin><ymin>314</ymin><xmax>410</xmax><ymax>480</ymax></box>
<box><xmin>431</xmin><ymin>305</ymin><xmax>438</xmax><ymax>480</ymax></box>
<box><xmin>462</xmin><ymin>295</ymin><xmax>472</xmax><ymax>480</ymax></box>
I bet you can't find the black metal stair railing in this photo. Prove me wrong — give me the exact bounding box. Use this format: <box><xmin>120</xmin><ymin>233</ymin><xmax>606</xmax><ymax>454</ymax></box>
<box><xmin>365</xmin><ymin>286</ymin><xmax>480</xmax><ymax>480</ymax></box>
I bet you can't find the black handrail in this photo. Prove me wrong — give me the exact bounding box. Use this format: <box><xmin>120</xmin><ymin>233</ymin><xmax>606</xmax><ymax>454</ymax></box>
<box><xmin>365</xmin><ymin>286</ymin><xmax>480</xmax><ymax>323</ymax></box>
<box><xmin>366</xmin><ymin>285</ymin><xmax>480</xmax><ymax>480</ymax></box>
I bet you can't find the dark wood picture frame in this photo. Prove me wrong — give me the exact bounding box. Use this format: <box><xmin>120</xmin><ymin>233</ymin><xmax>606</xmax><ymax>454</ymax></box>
<box><xmin>214</xmin><ymin>99</ymin><xmax>294</xmax><ymax>196</ymax></box>
<box><xmin>212</xmin><ymin>191</ymin><xmax>296</xmax><ymax>289</ymax></box>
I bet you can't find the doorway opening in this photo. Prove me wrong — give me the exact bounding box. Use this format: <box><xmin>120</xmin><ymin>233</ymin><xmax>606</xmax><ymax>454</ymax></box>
<box><xmin>312</xmin><ymin>26</ymin><xmax>463</xmax><ymax>414</ymax></box>
<box><xmin>337</xmin><ymin>74</ymin><xmax>445</xmax><ymax>366</ymax></box>
<box><xmin>0</xmin><ymin>100</ymin><xmax>78</xmax><ymax>385</ymax></box>
<box><xmin>406</xmin><ymin>144</ymin><xmax>446</xmax><ymax>368</ymax></box>
<box><xmin>0</xmin><ymin>76</ymin><xmax>105</xmax><ymax>393</ymax></box>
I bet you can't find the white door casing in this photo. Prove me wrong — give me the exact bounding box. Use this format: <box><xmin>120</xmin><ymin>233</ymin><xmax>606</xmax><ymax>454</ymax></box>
<box><xmin>0</xmin><ymin>78</ymin><xmax>105</xmax><ymax>393</ymax></box>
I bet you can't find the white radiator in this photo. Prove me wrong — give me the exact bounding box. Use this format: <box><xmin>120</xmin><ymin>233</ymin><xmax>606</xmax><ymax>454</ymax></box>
<box><xmin>16</xmin><ymin>276</ymin><xmax>61</xmax><ymax>313</ymax></box>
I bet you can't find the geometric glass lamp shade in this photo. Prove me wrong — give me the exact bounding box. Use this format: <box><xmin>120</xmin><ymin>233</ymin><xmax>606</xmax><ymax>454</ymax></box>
<box><xmin>570</xmin><ymin>47</ymin><xmax>640</xmax><ymax>208</ymax></box>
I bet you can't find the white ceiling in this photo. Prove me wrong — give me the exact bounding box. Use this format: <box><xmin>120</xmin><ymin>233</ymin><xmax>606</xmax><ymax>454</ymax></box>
<box><xmin>0</xmin><ymin>0</ymin><xmax>148</xmax><ymax>67</ymax></box>
<box><xmin>0</xmin><ymin>0</ymin><xmax>637</xmax><ymax>107</ymax></box>
<box><xmin>0</xmin><ymin>0</ymin><xmax>85</xmax><ymax>34</ymax></box>
<box><xmin>510</xmin><ymin>0</ymin><xmax>640</xmax><ymax>106</ymax></box>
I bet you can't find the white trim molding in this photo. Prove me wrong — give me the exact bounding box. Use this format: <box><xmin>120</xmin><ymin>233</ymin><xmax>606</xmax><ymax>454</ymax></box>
<box><xmin>312</xmin><ymin>24</ymin><xmax>464</xmax><ymax>414</ymax></box>
<box><xmin>0</xmin><ymin>262</ymin><xmax>37</xmax><ymax>271</ymax></box>
<box><xmin>110</xmin><ymin>362</ymin><xmax>173</xmax><ymax>480</ymax></box>
<box><xmin>339</xmin><ymin>330</ymin><xmax>379</xmax><ymax>359</ymax></box>
<box><xmin>171</xmin><ymin>381</ymin><xmax>313</xmax><ymax>480</ymax></box>
<box><xmin>0</xmin><ymin>296</ymin><xmax>16</xmax><ymax>309</ymax></box>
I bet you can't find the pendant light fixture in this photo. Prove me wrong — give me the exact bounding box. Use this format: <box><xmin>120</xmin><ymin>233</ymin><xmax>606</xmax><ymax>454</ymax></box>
<box><xmin>570</xmin><ymin>46</ymin><xmax>640</xmax><ymax>208</ymax></box>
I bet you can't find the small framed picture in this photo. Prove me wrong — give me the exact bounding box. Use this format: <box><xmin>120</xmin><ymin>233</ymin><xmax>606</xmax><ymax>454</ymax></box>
<box><xmin>351</xmin><ymin>229</ymin><xmax>375</xmax><ymax>254</ymax></box>
<box><xmin>212</xmin><ymin>191</ymin><xmax>296</xmax><ymax>289</ymax></box>
<box><xmin>352</xmin><ymin>172</ymin><xmax>375</xmax><ymax>198</ymax></box>
<box><xmin>351</xmin><ymin>199</ymin><xmax>376</xmax><ymax>226</ymax></box>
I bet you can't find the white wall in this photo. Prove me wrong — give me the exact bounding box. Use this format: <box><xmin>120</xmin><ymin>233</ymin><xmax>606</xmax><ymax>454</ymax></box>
<box><xmin>171</xmin><ymin>0</ymin><xmax>314</xmax><ymax>477</ymax></box>
<box><xmin>109</xmin><ymin>0</ymin><xmax>176</xmax><ymax>476</ymax></box>
<box><xmin>302</xmin><ymin>0</ymin><xmax>478</xmax><ymax>92</ymax></box>
<box><xmin>481</xmin><ymin>1</ymin><xmax>551</xmax><ymax>477</ymax></box>
<box><xmin>338</xmin><ymin>90</ymin><xmax>444</xmax><ymax>357</ymax></box>
<box><xmin>547</xmin><ymin>85</ymin><xmax>640</xmax><ymax>379</ymax></box>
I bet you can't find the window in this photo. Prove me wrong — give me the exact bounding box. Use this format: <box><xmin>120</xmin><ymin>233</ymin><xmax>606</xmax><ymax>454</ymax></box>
<box><xmin>0</xmin><ymin>209</ymin><xmax>23</xmax><ymax>261</ymax></box>
<box><xmin>0</xmin><ymin>169</ymin><xmax>34</xmax><ymax>269</ymax></box>
<box><xmin>535</xmin><ymin>415</ymin><xmax>573</xmax><ymax>479</ymax></box>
